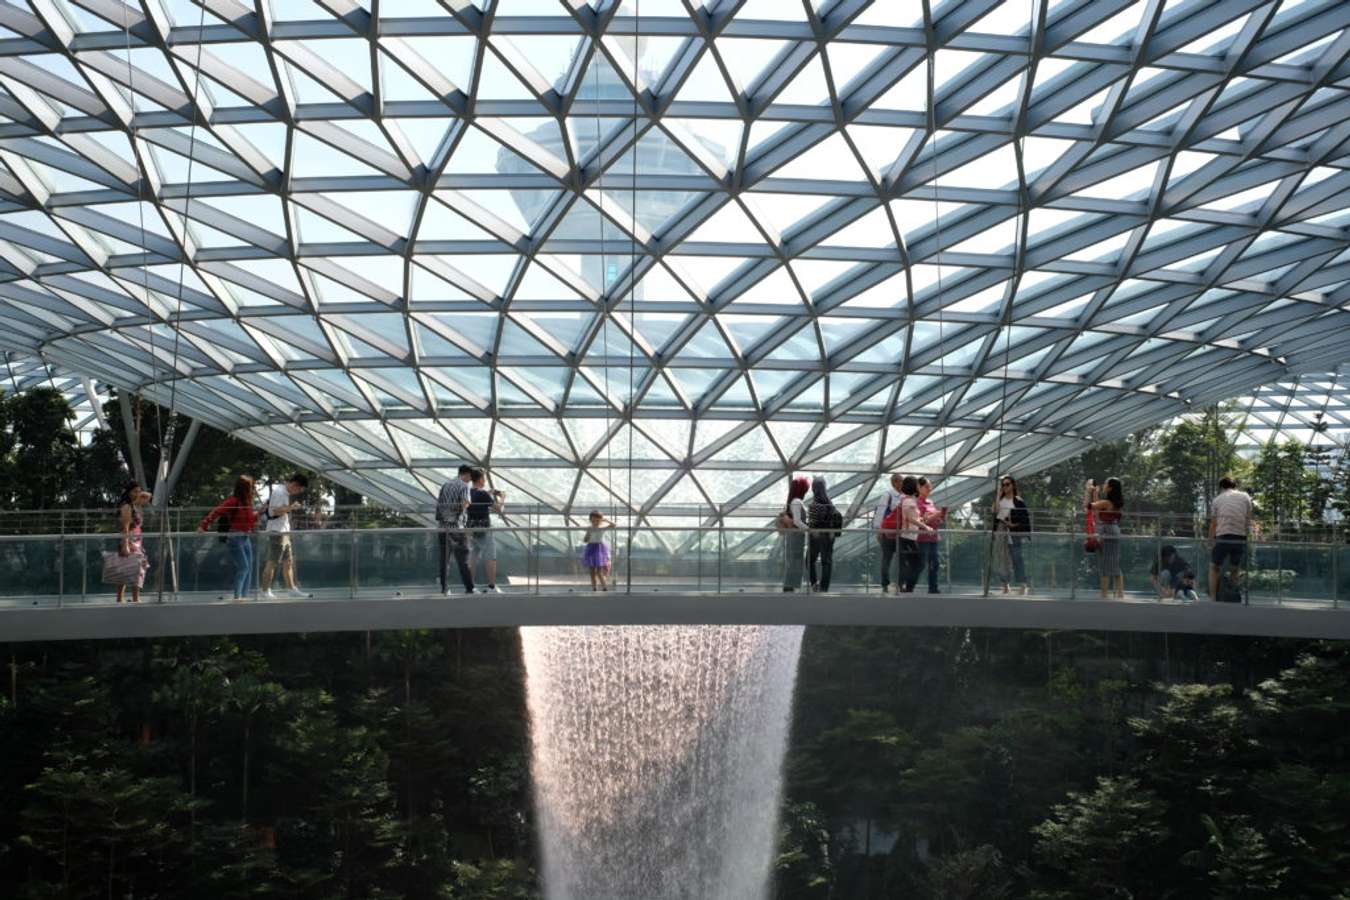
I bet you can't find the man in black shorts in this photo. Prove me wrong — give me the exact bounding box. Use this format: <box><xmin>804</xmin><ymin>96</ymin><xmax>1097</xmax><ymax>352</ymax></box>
<box><xmin>1208</xmin><ymin>475</ymin><xmax>1254</xmax><ymax>602</ymax></box>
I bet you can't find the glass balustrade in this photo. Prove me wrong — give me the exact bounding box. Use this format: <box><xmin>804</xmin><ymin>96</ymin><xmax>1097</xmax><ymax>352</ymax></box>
<box><xmin>0</xmin><ymin>525</ymin><xmax>1344</xmax><ymax>611</ymax></box>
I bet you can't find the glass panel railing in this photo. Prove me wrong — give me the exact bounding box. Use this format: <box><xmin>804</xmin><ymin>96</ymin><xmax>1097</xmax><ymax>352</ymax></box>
<box><xmin>1</xmin><ymin>528</ymin><xmax>1347</xmax><ymax>612</ymax></box>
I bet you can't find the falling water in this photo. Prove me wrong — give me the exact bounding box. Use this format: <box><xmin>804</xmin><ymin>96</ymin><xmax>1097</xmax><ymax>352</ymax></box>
<box><xmin>521</xmin><ymin>625</ymin><xmax>804</xmax><ymax>900</ymax></box>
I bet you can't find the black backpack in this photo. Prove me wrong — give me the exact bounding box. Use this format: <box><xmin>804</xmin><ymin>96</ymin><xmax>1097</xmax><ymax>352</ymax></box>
<box><xmin>827</xmin><ymin>506</ymin><xmax>843</xmax><ymax>538</ymax></box>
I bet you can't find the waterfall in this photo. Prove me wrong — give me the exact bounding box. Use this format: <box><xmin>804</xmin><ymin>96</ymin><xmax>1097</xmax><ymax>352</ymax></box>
<box><xmin>521</xmin><ymin>625</ymin><xmax>804</xmax><ymax>900</ymax></box>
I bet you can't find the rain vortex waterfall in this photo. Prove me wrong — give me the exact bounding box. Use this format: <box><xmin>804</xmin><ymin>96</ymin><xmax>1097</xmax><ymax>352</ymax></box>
<box><xmin>521</xmin><ymin>625</ymin><xmax>804</xmax><ymax>900</ymax></box>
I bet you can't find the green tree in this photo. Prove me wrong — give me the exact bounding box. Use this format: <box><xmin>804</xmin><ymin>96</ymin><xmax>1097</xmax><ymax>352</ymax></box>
<box><xmin>919</xmin><ymin>844</ymin><xmax>1012</xmax><ymax>900</ymax></box>
<box><xmin>270</xmin><ymin>688</ymin><xmax>402</xmax><ymax>898</ymax></box>
<box><xmin>1251</xmin><ymin>439</ymin><xmax>1317</xmax><ymax>526</ymax></box>
<box><xmin>790</xmin><ymin>709</ymin><xmax>916</xmax><ymax>857</ymax></box>
<box><xmin>1030</xmin><ymin>775</ymin><xmax>1169</xmax><ymax>899</ymax></box>
<box><xmin>19</xmin><ymin>746</ymin><xmax>197</xmax><ymax>899</ymax></box>
<box><xmin>153</xmin><ymin>649</ymin><xmax>230</xmax><ymax>861</ymax></box>
<box><xmin>0</xmin><ymin>388</ymin><xmax>80</xmax><ymax>508</ymax></box>
<box><xmin>1155</xmin><ymin>413</ymin><xmax>1243</xmax><ymax>516</ymax></box>
<box><xmin>774</xmin><ymin>800</ymin><xmax>833</xmax><ymax>899</ymax></box>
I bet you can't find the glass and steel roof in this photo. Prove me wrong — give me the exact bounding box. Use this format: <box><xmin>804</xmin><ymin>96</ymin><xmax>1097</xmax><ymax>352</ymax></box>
<box><xmin>0</xmin><ymin>354</ymin><xmax>106</xmax><ymax>437</ymax></box>
<box><xmin>1229</xmin><ymin>367</ymin><xmax>1350</xmax><ymax>459</ymax></box>
<box><xmin>2</xmin><ymin>0</ymin><xmax>1350</xmax><ymax>518</ymax></box>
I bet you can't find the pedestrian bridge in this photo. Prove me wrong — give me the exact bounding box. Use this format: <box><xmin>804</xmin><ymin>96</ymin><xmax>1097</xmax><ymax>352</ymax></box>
<box><xmin>1</xmin><ymin>525</ymin><xmax>1346</xmax><ymax>642</ymax></box>
<box><xmin>3</xmin><ymin>589</ymin><xmax>1348</xmax><ymax>643</ymax></box>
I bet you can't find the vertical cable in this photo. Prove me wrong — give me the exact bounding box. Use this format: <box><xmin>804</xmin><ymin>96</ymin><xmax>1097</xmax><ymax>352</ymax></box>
<box><xmin>626</xmin><ymin>0</ymin><xmax>639</xmax><ymax>592</ymax></box>
<box><xmin>593</xmin><ymin>36</ymin><xmax>616</xmax><ymax>570</ymax></box>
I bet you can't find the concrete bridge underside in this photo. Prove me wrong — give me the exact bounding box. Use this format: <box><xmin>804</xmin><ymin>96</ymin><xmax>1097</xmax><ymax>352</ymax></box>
<box><xmin>3</xmin><ymin>590</ymin><xmax>1347</xmax><ymax>643</ymax></box>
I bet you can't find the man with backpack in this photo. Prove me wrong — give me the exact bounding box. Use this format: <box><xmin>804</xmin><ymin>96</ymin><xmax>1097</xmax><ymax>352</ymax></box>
<box><xmin>807</xmin><ymin>476</ymin><xmax>842</xmax><ymax>592</ymax></box>
<box><xmin>872</xmin><ymin>473</ymin><xmax>904</xmax><ymax>592</ymax></box>
<box><xmin>260</xmin><ymin>472</ymin><xmax>309</xmax><ymax>600</ymax></box>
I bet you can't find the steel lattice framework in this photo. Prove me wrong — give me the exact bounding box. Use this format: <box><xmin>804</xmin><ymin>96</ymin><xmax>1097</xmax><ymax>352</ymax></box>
<box><xmin>0</xmin><ymin>353</ymin><xmax>106</xmax><ymax>435</ymax></box>
<box><xmin>1228</xmin><ymin>366</ymin><xmax>1350</xmax><ymax>463</ymax></box>
<box><xmin>2</xmin><ymin>0</ymin><xmax>1350</xmax><ymax>525</ymax></box>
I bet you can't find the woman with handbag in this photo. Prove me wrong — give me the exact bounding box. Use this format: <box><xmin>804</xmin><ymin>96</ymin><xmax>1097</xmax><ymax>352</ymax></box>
<box><xmin>111</xmin><ymin>482</ymin><xmax>152</xmax><ymax>603</ymax></box>
<box><xmin>991</xmin><ymin>475</ymin><xmax>1030</xmax><ymax>594</ymax></box>
<box><xmin>198</xmin><ymin>475</ymin><xmax>259</xmax><ymax>600</ymax></box>
<box><xmin>1087</xmin><ymin>477</ymin><xmax>1125</xmax><ymax>599</ymax></box>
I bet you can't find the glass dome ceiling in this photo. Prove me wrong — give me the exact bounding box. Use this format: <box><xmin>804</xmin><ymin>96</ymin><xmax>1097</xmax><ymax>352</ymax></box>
<box><xmin>2</xmin><ymin>0</ymin><xmax>1350</xmax><ymax>518</ymax></box>
<box><xmin>1229</xmin><ymin>367</ymin><xmax>1350</xmax><ymax>461</ymax></box>
<box><xmin>0</xmin><ymin>355</ymin><xmax>106</xmax><ymax>437</ymax></box>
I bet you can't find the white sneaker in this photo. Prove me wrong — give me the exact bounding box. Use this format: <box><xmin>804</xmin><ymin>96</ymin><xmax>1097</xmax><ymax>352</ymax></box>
<box><xmin>286</xmin><ymin>588</ymin><xmax>310</xmax><ymax>598</ymax></box>
<box><xmin>262</xmin><ymin>589</ymin><xmax>277</xmax><ymax>600</ymax></box>
<box><xmin>482</xmin><ymin>585</ymin><xmax>501</xmax><ymax>594</ymax></box>
<box><xmin>443</xmin><ymin>588</ymin><xmax>454</xmax><ymax>597</ymax></box>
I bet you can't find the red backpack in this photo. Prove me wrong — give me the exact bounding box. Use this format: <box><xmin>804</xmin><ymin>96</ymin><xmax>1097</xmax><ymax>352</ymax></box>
<box><xmin>880</xmin><ymin>496</ymin><xmax>903</xmax><ymax>532</ymax></box>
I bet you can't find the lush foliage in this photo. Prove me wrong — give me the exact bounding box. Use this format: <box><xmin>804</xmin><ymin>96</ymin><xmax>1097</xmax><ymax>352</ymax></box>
<box><xmin>4</xmin><ymin>629</ymin><xmax>1349</xmax><ymax>898</ymax></box>
<box><xmin>1007</xmin><ymin>404</ymin><xmax>1345</xmax><ymax>529</ymax></box>
<box><xmin>1</xmin><ymin>630</ymin><xmax>533</xmax><ymax>898</ymax></box>
<box><xmin>779</xmin><ymin>629</ymin><xmax>1350</xmax><ymax>899</ymax></box>
<box><xmin>0</xmin><ymin>388</ymin><xmax>342</xmax><ymax>511</ymax></box>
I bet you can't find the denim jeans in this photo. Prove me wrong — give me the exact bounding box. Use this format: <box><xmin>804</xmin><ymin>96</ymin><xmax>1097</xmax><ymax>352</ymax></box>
<box><xmin>227</xmin><ymin>534</ymin><xmax>252</xmax><ymax>599</ymax></box>
<box><xmin>917</xmin><ymin>541</ymin><xmax>940</xmax><ymax>592</ymax></box>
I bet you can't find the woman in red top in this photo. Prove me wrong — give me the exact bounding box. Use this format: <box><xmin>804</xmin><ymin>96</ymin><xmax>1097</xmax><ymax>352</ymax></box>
<box><xmin>198</xmin><ymin>475</ymin><xmax>258</xmax><ymax>600</ymax></box>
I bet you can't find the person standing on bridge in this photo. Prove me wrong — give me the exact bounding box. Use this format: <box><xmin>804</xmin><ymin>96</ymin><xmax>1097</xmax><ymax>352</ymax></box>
<box><xmin>1208</xmin><ymin>475</ymin><xmax>1253</xmax><ymax>603</ymax></box>
<box><xmin>895</xmin><ymin>475</ymin><xmax>933</xmax><ymax>593</ymax></box>
<box><xmin>915</xmin><ymin>477</ymin><xmax>947</xmax><ymax>594</ymax></box>
<box><xmin>436</xmin><ymin>465</ymin><xmax>475</xmax><ymax>596</ymax></box>
<box><xmin>260</xmin><ymin>472</ymin><xmax>309</xmax><ymax>600</ymax></box>
<box><xmin>467</xmin><ymin>468</ymin><xmax>504</xmax><ymax>594</ymax></box>
<box><xmin>807</xmin><ymin>476</ymin><xmax>841</xmax><ymax>593</ymax></box>
<box><xmin>1087</xmin><ymin>477</ymin><xmax>1125</xmax><ymax>599</ymax></box>
<box><xmin>198</xmin><ymin>475</ymin><xmax>259</xmax><ymax>601</ymax></box>
<box><xmin>113</xmin><ymin>482</ymin><xmax>152</xmax><ymax>603</ymax></box>
<box><xmin>779</xmin><ymin>476</ymin><xmax>810</xmax><ymax>592</ymax></box>
<box><xmin>873</xmin><ymin>473</ymin><xmax>904</xmax><ymax>593</ymax></box>
<box><xmin>992</xmin><ymin>475</ymin><xmax>1031</xmax><ymax>595</ymax></box>
<box><xmin>582</xmin><ymin>510</ymin><xmax>616</xmax><ymax>591</ymax></box>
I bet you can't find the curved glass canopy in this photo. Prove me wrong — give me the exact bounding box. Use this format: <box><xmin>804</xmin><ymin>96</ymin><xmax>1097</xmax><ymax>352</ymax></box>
<box><xmin>2</xmin><ymin>0</ymin><xmax>1350</xmax><ymax>518</ymax></box>
<box><xmin>0</xmin><ymin>355</ymin><xmax>106</xmax><ymax>437</ymax></box>
<box><xmin>1230</xmin><ymin>367</ymin><xmax>1350</xmax><ymax>463</ymax></box>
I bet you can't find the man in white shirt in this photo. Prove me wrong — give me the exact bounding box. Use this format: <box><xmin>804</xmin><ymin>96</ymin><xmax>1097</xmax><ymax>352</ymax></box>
<box><xmin>261</xmin><ymin>472</ymin><xmax>309</xmax><ymax>599</ymax></box>
<box><xmin>1208</xmin><ymin>475</ymin><xmax>1254</xmax><ymax>601</ymax></box>
<box><xmin>872</xmin><ymin>473</ymin><xmax>903</xmax><ymax>592</ymax></box>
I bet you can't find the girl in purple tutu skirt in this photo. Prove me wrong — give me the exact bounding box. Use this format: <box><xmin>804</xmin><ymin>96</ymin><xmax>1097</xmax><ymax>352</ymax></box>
<box><xmin>581</xmin><ymin>510</ymin><xmax>616</xmax><ymax>591</ymax></box>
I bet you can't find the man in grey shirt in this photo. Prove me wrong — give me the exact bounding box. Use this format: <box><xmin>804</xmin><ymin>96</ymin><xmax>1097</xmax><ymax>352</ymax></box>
<box><xmin>436</xmin><ymin>464</ymin><xmax>474</xmax><ymax>595</ymax></box>
<box><xmin>1208</xmin><ymin>475</ymin><xmax>1254</xmax><ymax>601</ymax></box>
